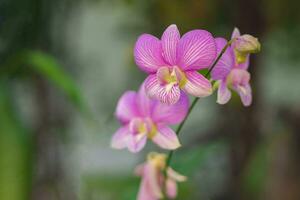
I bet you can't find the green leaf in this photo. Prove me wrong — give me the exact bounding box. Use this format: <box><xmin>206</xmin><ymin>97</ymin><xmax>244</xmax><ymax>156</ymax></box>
<box><xmin>1</xmin><ymin>50</ymin><xmax>91</xmax><ymax>118</ymax></box>
<box><xmin>24</xmin><ymin>50</ymin><xmax>88</xmax><ymax>113</ymax></box>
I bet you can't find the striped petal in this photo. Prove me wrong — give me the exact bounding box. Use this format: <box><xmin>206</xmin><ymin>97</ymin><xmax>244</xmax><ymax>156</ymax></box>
<box><xmin>183</xmin><ymin>71</ymin><xmax>212</xmax><ymax>97</ymax></box>
<box><xmin>134</xmin><ymin>34</ymin><xmax>166</xmax><ymax>73</ymax></box>
<box><xmin>144</xmin><ymin>75</ymin><xmax>181</xmax><ymax>105</ymax></box>
<box><xmin>161</xmin><ymin>24</ymin><xmax>180</xmax><ymax>65</ymax></box>
<box><xmin>177</xmin><ymin>30</ymin><xmax>216</xmax><ymax>70</ymax></box>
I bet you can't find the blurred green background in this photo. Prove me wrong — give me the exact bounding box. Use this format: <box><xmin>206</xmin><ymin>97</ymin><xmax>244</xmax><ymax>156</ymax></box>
<box><xmin>0</xmin><ymin>0</ymin><xmax>300</xmax><ymax>199</ymax></box>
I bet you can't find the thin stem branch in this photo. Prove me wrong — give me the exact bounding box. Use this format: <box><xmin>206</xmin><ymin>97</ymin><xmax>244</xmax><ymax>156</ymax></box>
<box><xmin>162</xmin><ymin>40</ymin><xmax>233</xmax><ymax>200</ymax></box>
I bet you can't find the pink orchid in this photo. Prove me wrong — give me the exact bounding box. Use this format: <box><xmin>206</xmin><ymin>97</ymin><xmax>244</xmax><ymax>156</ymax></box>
<box><xmin>111</xmin><ymin>84</ymin><xmax>189</xmax><ymax>153</ymax></box>
<box><xmin>134</xmin><ymin>24</ymin><xmax>217</xmax><ymax>105</ymax></box>
<box><xmin>211</xmin><ymin>28</ymin><xmax>259</xmax><ymax>106</ymax></box>
<box><xmin>135</xmin><ymin>152</ymin><xmax>186</xmax><ymax>200</ymax></box>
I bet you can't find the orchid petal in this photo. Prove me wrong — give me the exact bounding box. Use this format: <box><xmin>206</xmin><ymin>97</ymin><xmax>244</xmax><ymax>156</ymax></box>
<box><xmin>144</xmin><ymin>74</ymin><xmax>181</xmax><ymax>105</ymax></box>
<box><xmin>229</xmin><ymin>68</ymin><xmax>250</xmax><ymax>85</ymax></box>
<box><xmin>229</xmin><ymin>69</ymin><xmax>252</xmax><ymax>106</ymax></box>
<box><xmin>183</xmin><ymin>71</ymin><xmax>212</xmax><ymax>97</ymax></box>
<box><xmin>137</xmin><ymin>172</ymin><xmax>158</xmax><ymax>200</ymax></box>
<box><xmin>167</xmin><ymin>168</ymin><xmax>187</xmax><ymax>182</ymax></box>
<box><xmin>161</xmin><ymin>24</ymin><xmax>180</xmax><ymax>65</ymax></box>
<box><xmin>127</xmin><ymin>133</ymin><xmax>147</xmax><ymax>153</ymax></box>
<box><xmin>152</xmin><ymin>125</ymin><xmax>181</xmax><ymax>150</ymax></box>
<box><xmin>235</xmin><ymin>83</ymin><xmax>252</xmax><ymax>106</ymax></box>
<box><xmin>217</xmin><ymin>80</ymin><xmax>231</xmax><ymax>105</ymax></box>
<box><xmin>152</xmin><ymin>91</ymin><xmax>189</xmax><ymax>125</ymax></box>
<box><xmin>137</xmin><ymin>163</ymin><xmax>163</xmax><ymax>200</ymax></box>
<box><xmin>115</xmin><ymin>91</ymin><xmax>139</xmax><ymax>123</ymax></box>
<box><xmin>144</xmin><ymin>74</ymin><xmax>160</xmax><ymax>99</ymax></box>
<box><xmin>177</xmin><ymin>30</ymin><xmax>216</xmax><ymax>70</ymax></box>
<box><xmin>231</xmin><ymin>27</ymin><xmax>241</xmax><ymax>39</ymax></box>
<box><xmin>211</xmin><ymin>37</ymin><xmax>234</xmax><ymax>80</ymax></box>
<box><xmin>111</xmin><ymin>125</ymin><xmax>130</xmax><ymax>149</ymax></box>
<box><xmin>137</xmin><ymin>83</ymin><xmax>155</xmax><ymax>117</ymax></box>
<box><xmin>134</xmin><ymin>34</ymin><xmax>166</xmax><ymax>73</ymax></box>
<box><xmin>157</xmin><ymin>84</ymin><xmax>181</xmax><ymax>105</ymax></box>
<box><xmin>166</xmin><ymin>179</ymin><xmax>177</xmax><ymax>199</ymax></box>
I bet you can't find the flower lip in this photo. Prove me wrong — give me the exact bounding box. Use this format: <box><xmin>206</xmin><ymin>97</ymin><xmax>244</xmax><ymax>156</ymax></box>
<box><xmin>157</xmin><ymin>66</ymin><xmax>187</xmax><ymax>89</ymax></box>
<box><xmin>227</xmin><ymin>68</ymin><xmax>250</xmax><ymax>85</ymax></box>
<box><xmin>129</xmin><ymin>117</ymin><xmax>157</xmax><ymax>139</ymax></box>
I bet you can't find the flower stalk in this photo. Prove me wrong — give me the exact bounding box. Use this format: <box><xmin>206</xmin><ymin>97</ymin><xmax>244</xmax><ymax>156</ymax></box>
<box><xmin>162</xmin><ymin>40</ymin><xmax>233</xmax><ymax>200</ymax></box>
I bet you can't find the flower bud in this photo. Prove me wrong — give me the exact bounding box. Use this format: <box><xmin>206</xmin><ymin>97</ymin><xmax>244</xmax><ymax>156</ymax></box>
<box><xmin>233</xmin><ymin>34</ymin><xmax>261</xmax><ymax>63</ymax></box>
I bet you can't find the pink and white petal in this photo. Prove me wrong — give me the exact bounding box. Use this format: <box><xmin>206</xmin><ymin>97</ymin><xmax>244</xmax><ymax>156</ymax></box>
<box><xmin>134</xmin><ymin>34</ymin><xmax>167</xmax><ymax>73</ymax></box>
<box><xmin>146</xmin><ymin>164</ymin><xmax>163</xmax><ymax>199</ymax></box>
<box><xmin>157</xmin><ymin>84</ymin><xmax>181</xmax><ymax>105</ymax></box>
<box><xmin>161</xmin><ymin>24</ymin><xmax>180</xmax><ymax>65</ymax></box>
<box><xmin>144</xmin><ymin>74</ymin><xmax>160</xmax><ymax>99</ymax></box>
<box><xmin>137</xmin><ymin>82</ymin><xmax>155</xmax><ymax>117</ymax></box>
<box><xmin>211</xmin><ymin>37</ymin><xmax>234</xmax><ymax>80</ymax></box>
<box><xmin>217</xmin><ymin>80</ymin><xmax>232</xmax><ymax>105</ymax></box>
<box><xmin>231</xmin><ymin>27</ymin><xmax>241</xmax><ymax>39</ymax></box>
<box><xmin>127</xmin><ymin>134</ymin><xmax>147</xmax><ymax>153</ymax></box>
<box><xmin>166</xmin><ymin>178</ymin><xmax>177</xmax><ymax>199</ymax></box>
<box><xmin>111</xmin><ymin>125</ymin><xmax>130</xmax><ymax>149</ymax></box>
<box><xmin>183</xmin><ymin>71</ymin><xmax>212</xmax><ymax>97</ymax></box>
<box><xmin>167</xmin><ymin>168</ymin><xmax>187</xmax><ymax>182</ymax></box>
<box><xmin>115</xmin><ymin>91</ymin><xmax>139</xmax><ymax>123</ymax></box>
<box><xmin>137</xmin><ymin>175</ymin><xmax>158</xmax><ymax>200</ymax></box>
<box><xmin>152</xmin><ymin>91</ymin><xmax>189</xmax><ymax>125</ymax></box>
<box><xmin>137</xmin><ymin>164</ymin><xmax>162</xmax><ymax>200</ymax></box>
<box><xmin>177</xmin><ymin>30</ymin><xmax>216</xmax><ymax>70</ymax></box>
<box><xmin>235</xmin><ymin>83</ymin><xmax>252</xmax><ymax>107</ymax></box>
<box><xmin>152</xmin><ymin>125</ymin><xmax>181</xmax><ymax>150</ymax></box>
<box><xmin>144</xmin><ymin>72</ymin><xmax>181</xmax><ymax>105</ymax></box>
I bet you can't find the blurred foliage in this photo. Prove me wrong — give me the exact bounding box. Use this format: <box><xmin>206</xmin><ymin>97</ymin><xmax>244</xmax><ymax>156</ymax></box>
<box><xmin>0</xmin><ymin>82</ymin><xmax>32</xmax><ymax>200</ymax></box>
<box><xmin>242</xmin><ymin>140</ymin><xmax>269</xmax><ymax>199</ymax></box>
<box><xmin>1</xmin><ymin>50</ymin><xmax>88</xmax><ymax>114</ymax></box>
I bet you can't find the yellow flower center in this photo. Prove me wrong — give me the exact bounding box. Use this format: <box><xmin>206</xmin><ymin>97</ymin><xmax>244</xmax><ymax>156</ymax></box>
<box><xmin>158</xmin><ymin>66</ymin><xmax>187</xmax><ymax>91</ymax></box>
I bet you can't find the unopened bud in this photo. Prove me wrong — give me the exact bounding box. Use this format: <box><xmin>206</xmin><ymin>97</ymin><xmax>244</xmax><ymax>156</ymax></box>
<box><xmin>233</xmin><ymin>34</ymin><xmax>261</xmax><ymax>63</ymax></box>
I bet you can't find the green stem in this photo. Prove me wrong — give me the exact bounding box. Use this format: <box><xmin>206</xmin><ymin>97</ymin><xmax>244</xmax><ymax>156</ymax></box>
<box><xmin>162</xmin><ymin>40</ymin><xmax>232</xmax><ymax>200</ymax></box>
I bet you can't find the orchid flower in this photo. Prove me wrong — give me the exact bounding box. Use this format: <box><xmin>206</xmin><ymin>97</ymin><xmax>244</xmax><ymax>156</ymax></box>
<box><xmin>134</xmin><ymin>24</ymin><xmax>217</xmax><ymax>105</ymax></box>
<box><xmin>111</xmin><ymin>84</ymin><xmax>189</xmax><ymax>153</ymax></box>
<box><xmin>211</xmin><ymin>28</ymin><xmax>260</xmax><ymax>106</ymax></box>
<box><xmin>135</xmin><ymin>152</ymin><xmax>186</xmax><ymax>200</ymax></box>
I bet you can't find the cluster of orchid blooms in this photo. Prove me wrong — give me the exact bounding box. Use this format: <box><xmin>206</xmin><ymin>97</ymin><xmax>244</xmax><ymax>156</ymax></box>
<box><xmin>111</xmin><ymin>25</ymin><xmax>260</xmax><ymax>200</ymax></box>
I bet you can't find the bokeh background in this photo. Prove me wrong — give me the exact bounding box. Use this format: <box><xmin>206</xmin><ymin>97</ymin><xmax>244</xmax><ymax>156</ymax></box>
<box><xmin>1</xmin><ymin>0</ymin><xmax>300</xmax><ymax>199</ymax></box>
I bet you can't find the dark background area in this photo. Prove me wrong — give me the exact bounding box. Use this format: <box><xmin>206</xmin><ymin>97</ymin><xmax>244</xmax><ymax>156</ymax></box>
<box><xmin>0</xmin><ymin>0</ymin><xmax>300</xmax><ymax>199</ymax></box>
